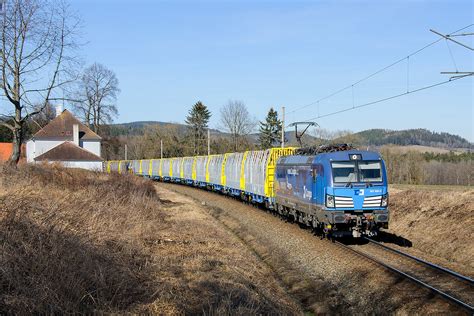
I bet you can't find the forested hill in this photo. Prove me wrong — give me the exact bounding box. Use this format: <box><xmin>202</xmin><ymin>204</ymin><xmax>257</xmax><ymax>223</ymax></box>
<box><xmin>353</xmin><ymin>129</ymin><xmax>472</xmax><ymax>149</ymax></box>
<box><xmin>105</xmin><ymin>121</ymin><xmax>223</xmax><ymax>137</ymax></box>
<box><xmin>104</xmin><ymin>122</ymin><xmax>472</xmax><ymax>150</ymax></box>
<box><xmin>106</xmin><ymin>121</ymin><xmax>178</xmax><ymax>136</ymax></box>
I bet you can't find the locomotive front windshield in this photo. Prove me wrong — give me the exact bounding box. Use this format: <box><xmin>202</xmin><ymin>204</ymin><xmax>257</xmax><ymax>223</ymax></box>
<box><xmin>358</xmin><ymin>161</ymin><xmax>382</xmax><ymax>182</ymax></box>
<box><xmin>332</xmin><ymin>162</ymin><xmax>357</xmax><ymax>183</ymax></box>
<box><xmin>331</xmin><ymin>160</ymin><xmax>383</xmax><ymax>183</ymax></box>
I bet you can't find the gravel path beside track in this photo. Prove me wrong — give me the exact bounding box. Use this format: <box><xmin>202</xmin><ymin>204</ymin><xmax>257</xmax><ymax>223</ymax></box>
<box><xmin>157</xmin><ymin>182</ymin><xmax>468</xmax><ymax>315</ymax></box>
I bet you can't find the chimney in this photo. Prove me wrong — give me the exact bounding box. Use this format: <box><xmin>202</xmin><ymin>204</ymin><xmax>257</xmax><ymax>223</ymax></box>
<box><xmin>73</xmin><ymin>124</ymin><xmax>79</xmax><ymax>146</ymax></box>
<box><xmin>55</xmin><ymin>105</ymin><xmax>63</xmax><ymax>117</ymax></box>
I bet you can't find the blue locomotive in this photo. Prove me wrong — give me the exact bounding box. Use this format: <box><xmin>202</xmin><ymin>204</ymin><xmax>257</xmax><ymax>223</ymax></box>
<box><xmin>274</xmin><ymin>148</ymin><xmax>389</xmax><ymax>238</ymax></box>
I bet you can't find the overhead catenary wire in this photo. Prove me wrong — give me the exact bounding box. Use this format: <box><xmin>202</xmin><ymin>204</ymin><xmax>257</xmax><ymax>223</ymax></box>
<box><xmin>287</xmin><ymin>23</ymin><xmax>474</xmax><ymax>116</ymax></box>
<box><xmin>303</xmin><ymin>75</ymin><xmax>468</xmax><ymax>122</ymax></box>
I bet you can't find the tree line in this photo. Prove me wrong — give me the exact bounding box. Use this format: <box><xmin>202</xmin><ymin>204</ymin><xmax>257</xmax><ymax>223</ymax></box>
<box><xmin>107</xmin><ymin>100</ymin><xmax>284</xmax><ymax>160</ymax></box>
<box><xmin>381</xmin><ymin>148</ymin><xmax>473</xmax><ymax>186</ymax></box>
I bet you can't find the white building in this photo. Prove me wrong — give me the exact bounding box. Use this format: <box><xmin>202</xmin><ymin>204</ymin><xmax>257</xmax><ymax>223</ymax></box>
<box><xmin>26</xmin><ymin>107</ymin><xmax>103</xmax><ymax>170</ymax></box>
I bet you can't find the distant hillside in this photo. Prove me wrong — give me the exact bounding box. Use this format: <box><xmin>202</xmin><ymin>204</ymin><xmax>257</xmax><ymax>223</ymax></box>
<box><xmin>105</xmin><ymin>121</ymin><xmax>224</xmax><ymax>137</ymax></box>
<box><xmin>106</xmin><ymin>121</ymin><xmax>313</xmax><ymax>145</ymax></box>
<box><xmin>106</xmin><ymin>122</ymin><xmax>472</xmax><ymax>150</ymax></box>
<box><xmin>105</xmin><ymin>121</ymin><xmax>181</xmax><ymax>137</ymax></box>
<box><xmin>352</xmin><ymin>129</ymin><xmax>472</xmax><ymax>149</ymax></box>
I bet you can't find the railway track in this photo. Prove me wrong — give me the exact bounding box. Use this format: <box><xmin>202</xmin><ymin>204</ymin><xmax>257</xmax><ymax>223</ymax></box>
<box><xmin>162</xmin><ymin>182</ymin><xmax>472</xmax><ymax>313</ymax></box>
<box><xmin>337</xmin><ymin>238</ymin><xmax>474</xmax><ymax>313</ymax></box>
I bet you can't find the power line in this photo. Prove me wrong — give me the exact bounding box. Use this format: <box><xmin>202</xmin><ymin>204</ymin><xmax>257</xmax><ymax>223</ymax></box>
<box><xmin>302</xmin><ymin>75</ymin><xmax>470</xmax><ymax>122</ymax></box>
<box><xmin>287</xmin><ymin>23</ymin><xmax>474</xmax><ymax>116</ymax></box>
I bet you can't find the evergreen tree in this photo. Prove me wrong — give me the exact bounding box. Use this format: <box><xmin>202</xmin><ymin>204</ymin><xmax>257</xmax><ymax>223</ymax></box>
<box><xmin>185</xmin><ymin>101</ymin><xmax>211</xmax><ymax>155</ymax></box>
<box><xmin>258</xmin><ymin>107</ymin><xmax>282</xmax><ymax>149</ymax></box>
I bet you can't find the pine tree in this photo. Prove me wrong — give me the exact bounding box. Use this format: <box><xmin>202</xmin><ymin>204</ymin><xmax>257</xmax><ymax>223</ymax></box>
<box><xmin>258</xmin><ymin>108</ymin><xmax>282</xmax><ymax>149</ymax></box>
<box><xmin>185</xmin><ymin>101</ymin><xmax>211</xmax><ymax>155</ymax></box>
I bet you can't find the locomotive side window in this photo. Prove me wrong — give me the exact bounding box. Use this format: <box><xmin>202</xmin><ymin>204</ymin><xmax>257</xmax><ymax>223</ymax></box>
<box><xmin>332</xmin><ymin>162</ymin><xmax>357</xmax><ymax>183</ymax></box>
<box><xmin>358</xmin><ymin>161</ymin><xmax>382</xmax><ymax>182</ymax></box>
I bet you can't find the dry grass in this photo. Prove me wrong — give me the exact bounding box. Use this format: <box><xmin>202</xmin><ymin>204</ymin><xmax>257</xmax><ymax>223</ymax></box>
<box><xmin>392</xmin><ymin>184</ymin><xmax>473</xmax><ymax>191</ymax></box>
<box><xmin>0</xmin><ymin>164</ymin><xmax>298</xmax><ymax>314</ymax></box>
<box><xmin>388</xmin><ymin>186</ymin><xmax>474</xmax><ymax>272</ymax></box>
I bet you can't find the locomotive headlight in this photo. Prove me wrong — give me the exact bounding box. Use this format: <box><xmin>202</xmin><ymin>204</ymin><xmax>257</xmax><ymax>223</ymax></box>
<box><xmin>381</xmin><ymin>193</ymin><xmax>388</xmax><ymax>207</ymax></box>
<box><xmin>326</xmin><ymin>194</ymin><xmax>335</xmax><ymax>208</ymax></box>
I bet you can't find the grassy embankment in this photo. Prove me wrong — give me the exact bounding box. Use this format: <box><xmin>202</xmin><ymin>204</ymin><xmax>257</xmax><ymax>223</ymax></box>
<box><xmin>388</xmin><ymin>184</ymin><xmax>473</xmax><ymax>273</ymax></box>
<box><xmin>0</xmin><ymin>164</ymin><xmax>298</xmax><ymax>314</ymax></box>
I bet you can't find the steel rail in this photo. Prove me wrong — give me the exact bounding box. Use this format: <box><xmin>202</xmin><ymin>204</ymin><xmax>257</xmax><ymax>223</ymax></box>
<box><xmin>335</xmin><ymin>241</ymin><xmax>474</xmax><ymax>313</ymax></box>
<box><xmin>364</xmin><ymin>237</ymin><xmax>474</xmax><ymax>285</ymax></box>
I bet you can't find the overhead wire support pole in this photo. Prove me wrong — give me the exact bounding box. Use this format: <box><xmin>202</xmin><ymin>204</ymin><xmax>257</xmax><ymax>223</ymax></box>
<box><xmin>281</xmin><ymin>106</ymin><xmax>285</xmax><ymax>148</ymax></box>
<box><xmin>441</xmin><ymin>72</ymin><xmax>474</xmax><ymax>74</ymax></box>
<box><xmin>449</xmin><ymin>32</ymin><xmax>474</xmax><ymax>37</ymax></box>
<box><xmin>441</xmin><ymin>71</ymin><xmax>474</xmax><ymax>79</ymax></box>
<box><xmin>432</xmin><ymin>28</ymin><xmax>474</xmax><ymax>79</ymax></box>
<box><xmin>430</xmin><ymin>29</ymin><xmax>474</xmax><ymax>51</ymax></box>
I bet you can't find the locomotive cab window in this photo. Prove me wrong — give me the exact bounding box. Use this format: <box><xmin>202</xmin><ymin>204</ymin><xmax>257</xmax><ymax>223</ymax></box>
<box><xmin>331</xmin><ymin>160</ymin><xmax>383</xmax><ymax>183</ymax></box>
<box><xmin>332</xmin><ymin>162</ymin><xmax>357</xmax><ymax>183</ymax></box>
<box><xmin>358</xmin><ymin>161</ymin><xmax>382</xmax><ymax>182</ymax></box>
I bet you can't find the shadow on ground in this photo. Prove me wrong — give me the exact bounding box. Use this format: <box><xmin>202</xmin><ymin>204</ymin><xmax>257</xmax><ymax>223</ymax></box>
<box><xmin>376</xmin><ymin>231</ymin><xmax>413</xmax><ymax>247</ymax></box>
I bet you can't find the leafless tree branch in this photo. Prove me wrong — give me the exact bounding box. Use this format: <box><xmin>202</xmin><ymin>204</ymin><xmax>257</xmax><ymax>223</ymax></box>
<box><xmin>220</xmin><ymin>100</ymin><xmax>256</xmax><ymax>151</ymax></box>
<box><xmin>0</xmin><ymin>0</ymin><xmax>81</xmax><ymax>165</ymax></box>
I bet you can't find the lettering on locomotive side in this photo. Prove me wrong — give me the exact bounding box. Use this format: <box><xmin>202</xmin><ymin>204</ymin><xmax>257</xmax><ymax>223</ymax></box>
<box><xmin>369</xmin><ymin>189</ymin><xmax>383</xmax><ymax>194</ymax></box>
<box><xmin>287</xmin><ymin>168</ymin><xmax>298</xmax><ymax>176</ymax></box>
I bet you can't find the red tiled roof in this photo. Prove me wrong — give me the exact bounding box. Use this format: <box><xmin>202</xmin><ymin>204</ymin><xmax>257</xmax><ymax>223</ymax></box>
<box><xmin>33</xmin><ymin>109</ymin><xmax>101</xmax><ymax>141</ymax></box>
<box><xmin>34</xmin><ymin>142</ymin><xmax>103</xmax><ymax>162</ymax></box>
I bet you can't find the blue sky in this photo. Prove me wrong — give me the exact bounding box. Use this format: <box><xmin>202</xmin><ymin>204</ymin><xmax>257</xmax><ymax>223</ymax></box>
<box><xmin>72</xmin><ymin>0</ymin><xmax>473</xmax><ymax>141</ymax></box>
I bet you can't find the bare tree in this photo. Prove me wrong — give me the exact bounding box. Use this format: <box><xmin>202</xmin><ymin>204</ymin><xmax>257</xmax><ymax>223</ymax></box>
<box><xmin>220</xmin><ymin>100</ymin><xmax>255</xmax><ymax>151</ymax></box>
<box><xmin>27</xmin><ymin>102</ymin><xmax>56</xmax><ymax>134</ymax></box>
<box><xmin>73</xmin><ymin>63</ymin><xmax>120</xmax><ymax>134</ymax></box>
<box><xmin>0</xmin><ymin>0</ymin><xmax>80</xmax><ymax>165</ymax></box>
